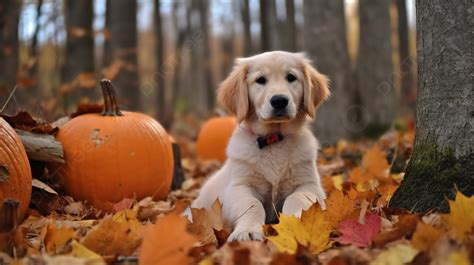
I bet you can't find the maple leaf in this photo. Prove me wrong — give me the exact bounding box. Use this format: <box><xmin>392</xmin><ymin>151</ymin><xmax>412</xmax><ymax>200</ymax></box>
<box><xmin>335</xmin><ymin>212</ymin><xmax>381</xmax><ymax>247</ymax></box>
<box><xmin>81</xmin><ymin>210</ymin><xmax>142</xmax><ymax>256</ymax></box>
<box><xmin>267</xmin><ymin>204</ymin><xmax>332</xmax><ymax>254</ymax></box>
<box><xmin>43</xmin><ymin>224</ymin><xmax>78</xmax><ymax>254</ymax></box>
<box><xmin>442</xmin><ymin>191</ymin><xmax>474</xmax><ymax>240</ymax></box>
<box><xmin>370</xmin><ymin>244</ymin><xmax>419</xmax><ymax>265</ymax></box>
<box><xmin>362</xmin><ymin>145</ymin><xmax>390</xmax><ymax>180</ymax></box>
<box><xmin>188</xmin><ymin>199</ymin><xmax>227</xmax><ymax>244</ymax></box>
<box><xmin>411</xmin><ymin>221</ymin><xmax>443</xmax><ymax>251</ymax></box>
<box><xmin>139</xmin><ymin>213</ymin><xmax>198</xmax><ymax>265</ymax></box>
<box><xmin>323</xmin><ymin>190</ymin><xmax>356</xmax><ymax>229</ymax></box>
<box><xmin>69</xmin><ymin>240</ymin><xmax>104</xmax><ymax>263</ymax></box>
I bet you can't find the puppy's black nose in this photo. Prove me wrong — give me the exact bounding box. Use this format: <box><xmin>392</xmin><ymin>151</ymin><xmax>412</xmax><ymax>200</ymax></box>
<box><xmin>270</xmin><ymin>95</ymin><xmax>289</xmax><ymax>110</ymax></box>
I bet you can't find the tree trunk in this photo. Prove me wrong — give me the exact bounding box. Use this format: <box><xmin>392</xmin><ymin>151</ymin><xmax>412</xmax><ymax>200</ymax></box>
<box><xmin>103</xmin><ymin>0</ymin><xmax>112</xmax><ymax>68</ymax></box>
<box><xmin>63</xmin><ymin>0</ymin><xmax>96</xmax><ymax>104</ymax></box>
<box><xmin>107</xmin><ymin>0</ymin><xmax>140</xmax><ymax>110</ymax></box>
<box><xmin>356</xmin><ymin>0</ymin><xmax>395</xmax><ymax>136</ymax></box>
<box><xmin>396</xmin><ymin>0</ymin><xmax>415</xmax><ymax>108</ymax></box>
<box><xmin>390</xmin><ymin>0</ymin><xmax>473</xmax><ymax>212</ymax></box>
<box><xmin>0</xmin><ymin>0</ymin><xmax>21</xmax><ymax>108</ymax></box>
<box><xmin>154</xmin><ymin>0</ymin><xmax>166</xmax><ymax>124</ymax></box>
<box><xmin>285</xmin><ymin>0</ymin><xmax>297</xmax><ymax>51</ymax></box>
<box><xmin>170</xmin><ymin>1</ymin><xmax>186</xmax><ymax>116</ymax></box>
<box><xmin>198</xmin><ymin>0</ymin><xmax>214</xmax><ymax>111</ymax></box>
<box><xmin>303</xmin><ymin>0</ymin><xmax>353</xmax><ymax>145</ymax></box>
<box><xmin>259</xmin><ymin>0</ymin><xmax>278</xmax><ymax>52</ymax></box>
<box><xmin>240</xmin><ymin>0</ymin><xmax>252</xmax><ymax>56</ymax></box>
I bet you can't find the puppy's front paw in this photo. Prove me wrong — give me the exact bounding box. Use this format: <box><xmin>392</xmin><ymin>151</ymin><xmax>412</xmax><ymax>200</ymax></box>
<box><xmin>228</xmin><ymin>225</ymin><xmax>264</xmax><ymax>241</ymax></box>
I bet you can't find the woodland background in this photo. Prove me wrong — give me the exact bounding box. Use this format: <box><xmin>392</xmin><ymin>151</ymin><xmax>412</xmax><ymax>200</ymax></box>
<box><xmin>0</xmin><ymin>0</ymin><xmax>417</xmax><ymax>145</ymax></box>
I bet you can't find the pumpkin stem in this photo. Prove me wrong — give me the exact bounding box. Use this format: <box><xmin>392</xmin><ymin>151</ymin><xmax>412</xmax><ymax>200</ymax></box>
<box><xmin>100</xmin><ymin>79</ymin><xmax>123</xmax><ymax>116</ymax></box>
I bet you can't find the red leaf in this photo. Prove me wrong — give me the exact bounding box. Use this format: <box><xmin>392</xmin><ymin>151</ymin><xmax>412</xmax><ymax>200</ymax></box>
<box><xmin>335</xmin><ymin>212</ymin><xmax>381</xmax><ymax>247</ymax></box>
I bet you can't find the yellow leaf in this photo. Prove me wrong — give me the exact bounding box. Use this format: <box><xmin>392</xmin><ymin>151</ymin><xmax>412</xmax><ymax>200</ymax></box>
<box><xmin>442</xmin><ymin>191</ymin><xmax>474</xmax><ymax>240</ymax></box>
<box><xmin>332</xmin><ymin>175</ymin><xmax>344</xmax><ymax>190</ymax></box>
<box><xmin>301</xmin><ymin>204</ymin><xmax>333</xmax><ymax>254</ymax></box>
<box><xmin>139</xmin><ymin>213</ymin><xmax>198</xmax><ymax>265</ymax></box>
<box><xmin>82</xmin><ymin>210</ymin><xmax>142</xmax><ymax>256</ymax></box>
<box><xmin>370</xmin><ymin>244</ymin><xmax>419</xmax><ymax>265</ymax></box>
<box><xmin>267</xmin><ymin>214</ymin><xmax>306</xmax><ymax>254</ymax></box>
<box><xmin>44</xmin><ymin>224</ymin><xmax>78</xmax><ymax>254</ymax></box>
<box><xmin>69</xmin><ymin>240</ymin><xmax>104</xmax><ymax>264</ymax></box>
<box><xmin>323</xmin><ymin>190</ymin><xmax>356</xmax><ymax>228</ymax></box>
<box><xmin>411</xmin><ymin>222</ymin><xmax>443</xmax><ymax>251</ymax></box>
<box><xmin>448</xmin><ymin>251</ymin><xmax>470</xmax><ymax>265</ymax></box>
<box><xmin>267</xmin><ymin>204</ymin><xmax>332</xmax><ymax>255</ymax></box>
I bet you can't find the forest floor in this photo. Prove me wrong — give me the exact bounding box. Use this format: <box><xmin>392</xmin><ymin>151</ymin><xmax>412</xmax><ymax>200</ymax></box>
<box><xmin>0</xmin><ymin>114</ymin><xmax>473</xmax><ymax>265</ymax></box>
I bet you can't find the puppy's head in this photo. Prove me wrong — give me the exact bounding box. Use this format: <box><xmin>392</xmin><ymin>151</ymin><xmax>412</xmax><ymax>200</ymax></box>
<box><xmin>218</xmin><ymin>51</ymin><xmax>330</xmax><ymax>123</ymax></box>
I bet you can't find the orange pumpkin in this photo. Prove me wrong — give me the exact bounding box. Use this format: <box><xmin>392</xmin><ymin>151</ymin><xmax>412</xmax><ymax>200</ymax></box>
<box><xmin>55</xmin><ymin>80</ymin><xmax>173</xmax><ymax>211</ymax></box>
<box><xmin>196</xmin><ymin>116</ymin><xmax>237</xmax><ymax>162</ymax></box>
<box><xmin>0</xmin><ymin>118</ymin><xmax>32</xmax><ymax>220</ymax></box>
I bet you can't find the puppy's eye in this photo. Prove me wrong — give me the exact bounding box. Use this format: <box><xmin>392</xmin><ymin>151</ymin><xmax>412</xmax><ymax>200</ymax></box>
<box><xmin>286</xmin><ymin>73</ymin><xmax>297</xmax><ymax>83</ymax></box>
<box><xmin>255</xmin><ymin>76</ymin><xmax>267</xmax><ymax>85</ymax></box>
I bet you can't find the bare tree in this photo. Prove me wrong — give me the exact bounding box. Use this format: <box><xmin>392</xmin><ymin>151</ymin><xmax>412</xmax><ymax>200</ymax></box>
<box><xmin>259</xmin><ymin>0</ymin><xmax>278</xmax><ymax>52</ymax></box>
<box><xmin>198</xmin><ymin>0</ymin><xmax>214</xmax><ymax>111</ymax></box>
<box><xmin>390</xmin><ymin>0</ymin><xmax>473</xmax><ymax>212</ymax></box>
<box><xmin>0</xmin><ymin>0</ymin><xmax>21</xmax><ymax>106</ymax></box>
<box><xmin>154</xmin><ymin>0</ymin><xmax>166</xmax><ymax>122</ymax></box>
<box><xmin>356</xmin><ymin>0</ymin><xmax>395</xmax><ymax>136</ymax></box>
<box><xmin>303</xmin><ymin>0</ymin><xmax>353</xmax><ymax>144</ymax></box>
<box><xmin>107</xmin><ymin>0</ymin><xmax>140</xmax><ymax>110</ymax></box>
<box><xmin>396</xmin><ymin>0</ymin><xmax>415</xmax><ymax>108</ymax></box>
<box><xmin>63</xmin><ymin>0</ymin><xmax>95</xmax><ymax>103</ymax></box>
<box><xmin>285</xmin><ymin>0</ymin><xmax>297</xmax><ymax>51</ymax></box>
<box><xmin>240</xmin><ymin>0</ymin><xmax>252</xmax><ymax>56</ymax></box>
<box><xmin>103</xmin><ymin>0</ymin><xmax>112</xmax><ymax>67</ymax></box>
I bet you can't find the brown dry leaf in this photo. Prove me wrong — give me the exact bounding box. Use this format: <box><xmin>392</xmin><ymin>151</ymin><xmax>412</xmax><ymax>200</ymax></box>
<box><xmin>139</xmin><ymin>212</ymin><xmax>197</xmax><ymax>265</ymax></box>
<box><xmin>373</xmin><ymin>214</ymin><xmax>418</xmax><ymax>247</ymax></box>
<box><xmin>189</xmin><ymin>199</ymin><xmax>226</xmax><ymax>244</ymax></box>
<box><xmin>324</xmin><ymin>190</ymin><xmax>356</xmax><ymax>229</ymax></box>
<box><xmin>81</xmin><ymin>210</ymin><xmax>142</xmax><ymax>256</ymax></box>
<box><xmin>411</xmin><ymin>221</ymin><xmax>444</xmax><ymax>251</ymax></box>
<box><xmin>44</xmin><ymin>224</ymin><xmax>78</xmax><ymax>254</ymax></box>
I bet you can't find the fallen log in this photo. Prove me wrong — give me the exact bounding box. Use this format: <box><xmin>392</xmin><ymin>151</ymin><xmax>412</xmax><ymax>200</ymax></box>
<box><xmin>15</xmin><ymin>129</ymin><xmax>64</xmax><ymax>164</ymax></box>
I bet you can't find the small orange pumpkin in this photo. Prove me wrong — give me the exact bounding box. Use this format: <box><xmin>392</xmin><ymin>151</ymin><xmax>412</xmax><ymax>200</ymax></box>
<box><xmin>55</xmin><ymin>80</ymin><xmax>173</xmax><ymax>211</ymax></box>
<box><xmin>196</xmin><ymin>116</ymin><xmax>237</xmax><ymax>162</ymax></box>
<box><xmin>0</xmin><ymin>118</ymin><xmax>32</xmax><ymax>220</ymax></box>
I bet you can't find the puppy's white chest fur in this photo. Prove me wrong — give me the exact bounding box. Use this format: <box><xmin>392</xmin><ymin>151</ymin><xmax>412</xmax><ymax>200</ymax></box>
<box><xmin>226</xmin><ymin>126</ymin><xmax>319</xmax><ymax>222</ymax></box>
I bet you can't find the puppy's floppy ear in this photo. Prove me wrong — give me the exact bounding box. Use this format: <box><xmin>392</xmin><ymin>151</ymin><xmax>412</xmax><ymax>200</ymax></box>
<box><xmin>301</xmin><ymin>56</ymin><xmax>330</xmax><ymax>119</ymax></box>
<box><xmin>218</xmin><ymin>60</ymin><xmax>249</xmax><ymax>122</ymax></box>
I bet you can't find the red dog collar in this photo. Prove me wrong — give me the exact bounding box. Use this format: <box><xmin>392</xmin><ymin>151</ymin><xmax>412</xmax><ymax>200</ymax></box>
<box><xmin>240</xmin><ymin>123</ymin><xmax>284</xmax><ymax>149</ymax></box>
<box><xmin>257</xmin><ymin>133</ymin><xmax>284</xmax><ymax>149</ymax></box>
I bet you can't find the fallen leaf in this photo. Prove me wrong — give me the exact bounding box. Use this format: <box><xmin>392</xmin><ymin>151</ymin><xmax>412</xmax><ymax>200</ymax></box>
<box><xmin>32</xmin><ymin>179</ymin><xmax>58</xmax><ymax>195</ymax></box>
<box><xmin>362</xmin><ymin>145</ymin><xmax>390</xmax><ymax>180</ymax></box>
<box><xmin>324</xmin><ymin>190</ymin><xmax>356</xmax><ymax>229</ymax></box>
<box><xmin>189</xmin><ymin>199</ymin><xmax>226</xmax><ymax>244</ymax></box>
<box><xmin>411</xmin><ymin>221</ymin><xmax>443</xmax><ymax>251</ymax></box>
<box><xmin>69</xmin><ymin>240</ymin><xmax>104</xmax><ymax>263</ymax></box>
<box><xmin>373</xmin><ymin>214</ymin><xmax>418</xmax><ymax>247</ymax></box>
<box><xmin>44</xmin><ymin>224</ymin><xmax>78</xmax><ymax>254</ymax></box>
<box><xmin>139</xmin><ymin>213</ymin><xmax>197</xmax><ymax>265</ymax></box>
<box><xmin>335</xmin><ymin>213</ymin><xmax>381</xmax><ymax>247</ymax></box>
<box><xmin>370</xmin><ymin>244</ymin><xmax>419</xmax><ymax>265</ymax></box>
<box><xmin>113</xmin><ymin>197</ymin><xmax>135</xmax><ymax>213</ymax></box>
<box><xmin>267</xmin><ymin>203</ymin><xmax>332</xmax><ymax>254</ymax></box>
<box><xmin>81</xmin><ymin>210</ymin><xmax>142</xmax><ymax>256</ymax></box>
<box><xmin>442</xmin><ymin>191</ymin><xmax>474</xmax><ymax>240</ymax></box>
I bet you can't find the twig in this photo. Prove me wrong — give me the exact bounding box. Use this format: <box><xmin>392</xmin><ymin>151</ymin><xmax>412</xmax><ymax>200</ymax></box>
<box><xmin>0</xmin><ymin>85</ymin><xmax>18</xmax><ymax>114</ymax></box>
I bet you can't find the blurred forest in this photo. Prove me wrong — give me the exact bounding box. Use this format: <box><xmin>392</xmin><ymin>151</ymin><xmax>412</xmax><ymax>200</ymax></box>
<box><xmin>0</xmin><ymin>0</ymin><xmax>417</xmax><ymax>145</ymax></box>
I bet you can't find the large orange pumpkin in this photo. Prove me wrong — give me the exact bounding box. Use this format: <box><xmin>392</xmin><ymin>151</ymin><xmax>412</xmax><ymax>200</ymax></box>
<box><xmin>55</xmin><ymin>79</ymin><xmax>173</xmax><ymax>211</ymax></box>
<box><xmin>0</xmin><ymin>118</ymin><xmax>32</xmax><ymax>220</ymax></box>
<box><xmin>196</xmin><ymin>116</ymin><xmax>237</xmax><ymax>162</ymax></box>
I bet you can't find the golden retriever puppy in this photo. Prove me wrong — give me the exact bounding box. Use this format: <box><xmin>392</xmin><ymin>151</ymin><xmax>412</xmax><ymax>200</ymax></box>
<box><xmin>188</xmin><ymin>51</ymin><xmax>330</xmax><ymax>241</ymax></box>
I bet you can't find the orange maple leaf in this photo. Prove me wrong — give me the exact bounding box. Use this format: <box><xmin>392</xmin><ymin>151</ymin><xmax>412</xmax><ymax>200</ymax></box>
<box><xmin>139</xmin><ymin>213</ymin><xmax>198</xmax><ymax>265</ymax></box>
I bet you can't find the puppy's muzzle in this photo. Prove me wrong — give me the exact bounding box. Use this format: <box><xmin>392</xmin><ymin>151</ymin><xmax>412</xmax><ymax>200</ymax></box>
<box><xmin>270</xmin><ymin>94</ymin><xmax>289</xmax><ymax>117</ymax></box>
